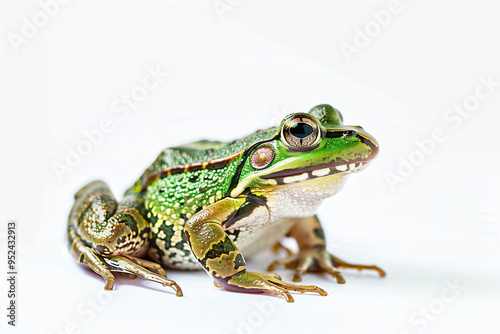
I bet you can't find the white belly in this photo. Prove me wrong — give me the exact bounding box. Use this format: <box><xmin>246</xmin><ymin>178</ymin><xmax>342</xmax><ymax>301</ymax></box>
<box><xmin>234</xmin><ymin>218</ymin><xmax>296</xmax><ymax>257</ymax></box>
<box><xmin>233</xmin><ymin>173</ymin><xmax>350</xmax><ymax>257</ymax></box>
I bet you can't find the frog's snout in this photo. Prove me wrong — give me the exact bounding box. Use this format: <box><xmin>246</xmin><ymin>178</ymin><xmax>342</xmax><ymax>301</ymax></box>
<box><xmin>348</xmin><ymin>127</ymin><xmax>379</xmax><ymax>161</ymax></box>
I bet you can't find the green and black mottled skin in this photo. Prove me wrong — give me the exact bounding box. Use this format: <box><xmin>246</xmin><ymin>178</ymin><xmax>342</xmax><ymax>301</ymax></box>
<box><xmin>67</xmin><ymin>104</ymin><xmax>385</xmax><ymax>302</ymax></box>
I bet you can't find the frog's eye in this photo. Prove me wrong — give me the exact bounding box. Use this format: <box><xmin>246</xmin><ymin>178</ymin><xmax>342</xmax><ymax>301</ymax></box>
<box><xmin>250</xmin><ymin>145</ymin><xmax>275</xmax><ymax>169</ymax></box>
<box><xmin>281</xmin><ymin>114</ymin><xmax>321</xmax><ymax>150</ymax></box>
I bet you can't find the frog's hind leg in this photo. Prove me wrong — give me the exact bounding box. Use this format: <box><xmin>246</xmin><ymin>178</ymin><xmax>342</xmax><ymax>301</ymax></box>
<box><xmin>67</xmin><ymin>180</ymin><xmax>181</xmax><ymax>295</ymax></box>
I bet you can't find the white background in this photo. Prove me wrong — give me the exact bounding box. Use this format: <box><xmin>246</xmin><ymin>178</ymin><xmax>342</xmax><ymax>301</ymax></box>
<box><xmin>1</xmin><ymin>1</ymin><xmax>499</xmax><ymax>333</ymax></box>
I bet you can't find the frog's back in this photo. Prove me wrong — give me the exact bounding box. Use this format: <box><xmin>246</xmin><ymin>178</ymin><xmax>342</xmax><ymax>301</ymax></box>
<box><xmin>135</xmin><ymin>129</ymin><xmax>277</xmax><ymax>269</ymax></box>
<box><xmin>142</xmin><ymin>129</ymin><xmax>277</xmax><ymax>180</ymax></box>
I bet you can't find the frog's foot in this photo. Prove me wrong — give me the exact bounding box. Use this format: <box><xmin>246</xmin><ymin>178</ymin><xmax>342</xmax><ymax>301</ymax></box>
<box><xmin>268</xmin><ymin>248</ymin><xmax>385</xmax><ymax>283</ymax></box>
<box><xmin>213</xmin><ymin>272</ymin><xmax>282</xmax><ymax>288</ymax></box>
<box><xmin>103</xmin><ymin>256</ymin><xmax>183</xmax><ymax>296</ymax></box>
<box><xmin>217</xmin><ymin>271</ymin><xmax>327</xmax><ymax>303</ymax></box>
<box><xmin>124</xmin><ymin>255</ymin><xmax>167</xmax><ymax>278</ymax></box>
<box><xmin>268</xmin><ymin>247</ymin><xmax>346</xmax><ymax>283</ymax></box>
<box><xmin>331</xmin><ymin>255</ymin><xmax>386</xmax><ymax>277</ymax></box>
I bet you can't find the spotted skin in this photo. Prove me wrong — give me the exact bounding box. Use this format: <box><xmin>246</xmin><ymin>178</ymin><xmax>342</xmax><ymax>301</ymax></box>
<box><xmin>67</xmin><ymin>104</ymin><xmax>385</xmax><ymax>302</ymax></box>
<box><xmin>144</xmin><ymin>159</ymin><xmax>241</xmax><ymax>269</ymax></box>
<box><xmin>67</xmin><ymin>181</ymin><xmax>182</xmax><ymax>294</ymax></box>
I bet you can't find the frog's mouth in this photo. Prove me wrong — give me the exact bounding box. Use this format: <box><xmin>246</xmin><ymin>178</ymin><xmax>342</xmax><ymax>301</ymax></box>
<box><xmin>261</xmin><ymin>160</ymin><xmax>371</xmax><ymax>185</ymax></box>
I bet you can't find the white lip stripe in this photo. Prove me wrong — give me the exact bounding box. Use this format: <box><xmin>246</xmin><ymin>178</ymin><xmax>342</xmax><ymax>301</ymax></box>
<box><xmin>336</xmin><ymin>164</ymin><xmax>347</xmax><ymax>172</ymax></box>
<box><xmin>311</xmin><ymin>167</ymin><xmax>331</xmax><ymax>177</ymax></box>
<box><xmin>283</xmin><ymin>172</ymin><xmax>309</xmax><ymax>184</ymax></box>
<box><xmin>278</xmin><ymin>162</ymin><xmax>366</xmax><ymax>185</ymax></box>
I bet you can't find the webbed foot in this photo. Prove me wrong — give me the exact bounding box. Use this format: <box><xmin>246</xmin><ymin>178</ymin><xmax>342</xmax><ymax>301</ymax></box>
<box><xmin>215</xmin><ymin>271</ymin><xmax>327</xmax><ymax>303</ymax></box>
<box><xmin>268</xmin><ymin>247</ymin><xmax>385</xmax><ymax>283</ymax></box>
<box><xmin>104</xmin><ymin>256</ymin><xmax>183</xmax><ymax>296</ymax></box>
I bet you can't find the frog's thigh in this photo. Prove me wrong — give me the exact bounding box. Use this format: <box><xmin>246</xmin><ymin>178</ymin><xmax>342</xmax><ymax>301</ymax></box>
<box><xmin>68</xmin><ymin>181</ymin><xmax>166</xmax><ymax>290</ymax></box>
<box><xmin>68</xmin><ymin>181</ymin><xmax>118</xmax><ymax>289</ymax></box>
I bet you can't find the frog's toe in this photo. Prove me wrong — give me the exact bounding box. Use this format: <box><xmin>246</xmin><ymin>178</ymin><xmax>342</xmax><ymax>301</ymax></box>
<box><xmin>264</xmin><ymin>274</ymin><xmax>328</xmax><ymax>297</ymax></box>
<box><xmin>269</xmin><ymin>247</ymin><xmax>349</xmax><ymax>284</ymax></box>
<box><xmin>291</xmin><ymin>255</ymin><xmax>314</xmax><ymax>282</ymax></box>
<box><xmin>125</xmin><ymin>255</ymin><xmax>168</xmax><ymax>278</ymax></box>
<box><xmin>331</xmin><ymin>255</ymin><xmax>386</xmax><ymax>277</ymax></box>
<box><xmin>143</xmin><ymin>272</ymin><xmax>183</xmax><ymax>297</ymax></box>
<box><xmin>318</xmin><ymin>262</ymin><xmax>346</xmax><ymax>284</ymax></box>
<box><xmin>104</xmin><ymin>276</ymin><xmax>115</xmax><ymax>290</ymax></box>
<box><xmin>267</xmin><ymin>248</ymin><xmax>318</xmax><ymax>282</ymax></box>
<box><xmin>167</xmin><ymin>281</ymin><xmax>184</xmax><ymax>297</ymax></box>
<box><xmin>262</xmin><ymin>272</ymin><xmax>282</xmax><ymax>280</ymax></box>
<box><xmin>103</xmin><ymin>256</ymin><xmax>183</xmax><ymax>296</ymax></box>
<box><xmin>221</xmin><ymin>271</ymin><xmax>326</xmax><ymax>302</ymax></box>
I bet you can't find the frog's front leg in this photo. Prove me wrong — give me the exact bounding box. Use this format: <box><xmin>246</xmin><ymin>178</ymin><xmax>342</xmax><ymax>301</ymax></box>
<box><xmin>267</xmin><ymin>215</ymin><xmax>386</xmax><ymax>283</ymax></box>
<box><xmin>184</xmin><ymin>197</ymin><xmax>327</xmax><ymax>302</ymax></box>
<box><xmin>67</xmin><ymin>180</ymin><xmax>182</xmax><ymax>296</ymax></box>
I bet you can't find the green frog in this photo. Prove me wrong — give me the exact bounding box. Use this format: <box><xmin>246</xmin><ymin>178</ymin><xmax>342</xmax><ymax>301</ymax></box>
<box><xmin>67</xmin><ymin>104</ymin><xmax>385</xmax><ymax>302</ymax></box>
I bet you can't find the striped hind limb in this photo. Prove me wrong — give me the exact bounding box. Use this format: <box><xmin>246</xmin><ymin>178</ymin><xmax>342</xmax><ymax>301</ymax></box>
<box><xmin>184</xmin><ymin>197</ymin><xmax>327</xmax><ymax>302</ymax></box>
<box><xmin>67</xmin><ymin>180</ymin><xmax>181</xmax><ymax>294</ymax></box>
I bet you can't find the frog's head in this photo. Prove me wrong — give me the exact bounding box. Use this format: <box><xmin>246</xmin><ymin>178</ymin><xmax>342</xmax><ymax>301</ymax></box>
<box><xmin>230</xmin><ymin>104</ymin><xmax>378</xmax><ymax>198</ymax></box>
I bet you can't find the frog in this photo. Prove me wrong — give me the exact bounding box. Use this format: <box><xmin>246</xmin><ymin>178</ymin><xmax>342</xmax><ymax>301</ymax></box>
<box><xmin>67</xmin><ymin>104</ymin><xmax>385</xmax><ymax>302</ymax></box>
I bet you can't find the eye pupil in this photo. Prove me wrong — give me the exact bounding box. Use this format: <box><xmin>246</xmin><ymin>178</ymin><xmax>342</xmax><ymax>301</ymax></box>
<box><xmin>290</xmin><ymin>123</ymin><xmax>313</xmax><ymax>138</ymax></box>
<box><xmin>281</xmin><ymin>114</ymin><xmax>320</xmax><ymax>150</ymax></box>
